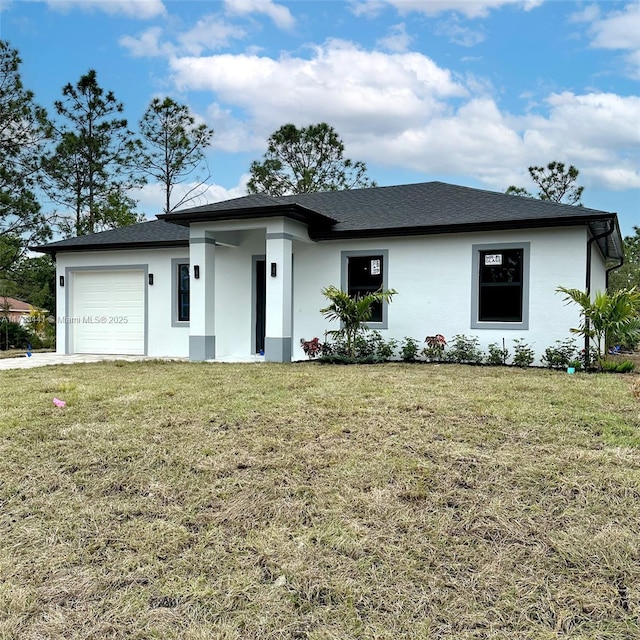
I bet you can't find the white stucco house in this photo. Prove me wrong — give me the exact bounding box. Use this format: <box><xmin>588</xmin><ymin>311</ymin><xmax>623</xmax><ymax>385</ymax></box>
<box><xmin>34</xmin><ymin>181</ymin><xmax>624</xmax><ymax>363</ymax></box>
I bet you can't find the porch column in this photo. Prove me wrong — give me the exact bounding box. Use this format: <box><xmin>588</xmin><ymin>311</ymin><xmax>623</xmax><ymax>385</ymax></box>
<box><xmin>189</xmin><ymin>233</ymin><xmax>216</xmax><ymax>361</ymax></box>
<box><xmin>264</xmin><ymin>233</ymin><xmax>293</xmax><ymax>362</ymax></box>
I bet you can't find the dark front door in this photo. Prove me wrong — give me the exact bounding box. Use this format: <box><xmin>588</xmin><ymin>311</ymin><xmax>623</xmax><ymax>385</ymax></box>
<box><xmin>255</xmin><ymin>259</ymin><xmax>266</xmax><ymax>354</ymax></box>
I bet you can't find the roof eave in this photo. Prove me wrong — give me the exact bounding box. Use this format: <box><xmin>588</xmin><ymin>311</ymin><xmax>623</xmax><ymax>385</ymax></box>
<box><xmin>158</xmin><ymin>203</ymin><xmax>337</xmax><ymax>227</ymax></box>
<box><xmin>309</xmin><ymin>214</ymin><xmax>622</xmax><ymax>250</ymax></box>
<box><xmin>31</xmin><ymin>239</ymin><xmax>190</xmax><ymax>255</ymax></box>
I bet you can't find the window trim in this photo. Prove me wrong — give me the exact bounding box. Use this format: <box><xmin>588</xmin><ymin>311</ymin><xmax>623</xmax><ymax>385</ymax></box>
<box><xmin>471</xmin><ymin>242</ymin><xmax>530</xmax><ymax>330</ymax></box>
<box><xmin>341</xmin><ymin>249</ymin><xmax>390</xmax><ymax>330</ymax></box>
<box><xmin>171</xmin><ymin>258</ymin><xmax>190</xmax><ymax>327</ymax></box>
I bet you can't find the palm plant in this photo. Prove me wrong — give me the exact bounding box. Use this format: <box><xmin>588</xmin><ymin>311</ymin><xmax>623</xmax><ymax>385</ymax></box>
<box><xmin>557</xmin><ymin>286</ymin><xmax>640</xmax><ymax>369</ymax></box>
<box><xmin>320</xmin><ymin>285</ymin><xmax>397</xmax><ymax>358</ymax></box>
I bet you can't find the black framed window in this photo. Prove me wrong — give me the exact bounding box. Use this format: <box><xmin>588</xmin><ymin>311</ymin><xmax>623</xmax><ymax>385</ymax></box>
<box><xmin>347</xmin><ymin>254</ymin><xmax>384</xmax><ymax>323</ymax></box>
<box><xmin>478</xmin><ymin>248</ymin><xmax>523</xmax><ymax>322</ymax></box>
<box><xmin>177</xmin><ymin>263</ymin><xmax>190</xmax><ymax>322</ymax></box>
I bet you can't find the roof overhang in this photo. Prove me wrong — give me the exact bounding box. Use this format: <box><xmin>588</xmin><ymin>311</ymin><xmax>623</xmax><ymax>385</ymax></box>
<box><xmin>31</xmin><ymin>238</ymin><xmax>189</xmax><ymax>256</ymax></box>
<box><xmin>157</xmin><ymin>203</ymin><xmax>337</xmax><ymax>228</ymax></box>
<box><xmin>310</xmin><ymin>214</ymin><xmax>625</xmax><ymax>261</ymax></box>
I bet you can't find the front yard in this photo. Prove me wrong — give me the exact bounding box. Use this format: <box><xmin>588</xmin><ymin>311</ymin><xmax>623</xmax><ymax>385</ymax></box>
<box><xmin>0</xmin><ymin>361</ymin><xmax>638</xmax><ymax>639</ymax></box>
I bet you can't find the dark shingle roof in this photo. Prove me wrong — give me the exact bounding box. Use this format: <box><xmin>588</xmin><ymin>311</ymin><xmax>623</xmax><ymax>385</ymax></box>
<box><xmin>32</xmin><ymin>219</ymin><xmax>189</xmax><ymax>254</ymax></box>
<box><xmin>282</xmin><ymin>182</ymin><xmax>613</xmax><ymax>234</ymax></box>
<box><xmin>34</xmin><ymin>182</ymin><xmax>623</xmax><ymax>260</ymax></box>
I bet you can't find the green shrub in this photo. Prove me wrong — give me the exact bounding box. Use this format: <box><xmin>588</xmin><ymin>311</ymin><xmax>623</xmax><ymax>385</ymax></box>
<box><xmin>447</xmin><ymin>335</ymin><xmax>484</xmax><ymax>364</ymax></box>
<box><xmin>352</xmin><ymin>331</ymin><xmax>397</xmax><ymax>361</ymax></box>
<box><xmin>567</xmin><ymin>359</ymin><xmax>583</xmax><ymax>372</ymax></box>
<box><xmin>512</xmin><ymin>339</ymin><xmax>535</xmax><ymax>368</ymax></box>
<box><xmin>0</xmin><ymin>320</ymin><xmax>33</xmax><ymax>350</ymax></box>
<box><xmin>601</xmin><ymin>359</ymin><xmax>635</xmax><ymax>373</ymax></box>
<box><xmin>486</xmin><ymin>342</ymin><xmax>510</xmax><ymax>366</ymax></box>
<box><xmin>373</xmin><ymin>333</ymin><xmax>398</xmax><ymax>361</ymax></box>
<box><xmin>319</xmin><ymin>330</ymin><xmax>396</xmax><ymax>363</ymax></box>
<box><xmin>541</xmin><ymin>338</ymin><xmax>578</xmax><ymax>369</ymax></box>
<box><xmin>400</xmin><ymin>337</ymin><xmax>420</xmax><ymax>362</ymax></box>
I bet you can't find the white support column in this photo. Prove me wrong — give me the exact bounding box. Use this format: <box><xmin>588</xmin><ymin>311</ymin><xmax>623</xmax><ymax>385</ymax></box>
<box><xmin>264</xmin><ymin>232</ymin><xmax>293</xmax><ymax>362</ymax></box>
<box><xmin>189</xmin><ymin>231</ymin><xmax>216</xmax><ymax>360</ymax></box>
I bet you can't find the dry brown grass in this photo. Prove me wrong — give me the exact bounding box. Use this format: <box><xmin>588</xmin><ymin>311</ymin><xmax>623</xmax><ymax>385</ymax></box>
<box><xmin>0</xmin><ymin>361</ymin><xmax>639</xmax><ymax>639</ymax></box>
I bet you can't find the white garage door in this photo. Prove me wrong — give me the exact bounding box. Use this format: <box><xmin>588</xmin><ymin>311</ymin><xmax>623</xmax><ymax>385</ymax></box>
<box><xmin>71</xmin><ymin>270</ymin><xmax>145</xmax><ymax>355</ymax></box>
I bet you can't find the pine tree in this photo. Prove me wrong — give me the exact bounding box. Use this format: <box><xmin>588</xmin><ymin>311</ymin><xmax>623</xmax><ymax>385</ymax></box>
<box><xmin>138</xmin><ymin>97</ymin><xmax>214</xmax><ymax>214</ymax></box>
<box><xmin>0</xmin><ymin>41</ymin><xmax>51</xmax><ymax>263</ymax></box>
<box><xmin>247</xmin><ymin>123</ymin><xmax>375</xmax><ymax>196</ymax></box>
<box><xmin>43</xmin><ymin>69</ymin><xmax>144</xmax><ymax>236</ymax></box>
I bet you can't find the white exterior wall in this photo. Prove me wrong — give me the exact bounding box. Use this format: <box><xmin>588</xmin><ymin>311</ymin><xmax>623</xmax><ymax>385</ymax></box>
<box><xmin>213</xmin><ymin>230</ymin><xmax>265</xmax><ymax>359</ymax></box>
<box><xmin>55</xmin><ymin>247</ymin><xmax>189</xmax><ymax>357</ymax></box>
<box><xmin>189</xmin><ymin>218</ymin><xmax>310</xmax><ymax>360</ymax></box>
<box><xmin>54</xmin><ymin>224</ymin><xmax>608</xmax><ymax>364</ymax></box>
<box><xmin>590</xmin><ymin>240</ymin><xmax>607</xmax><ymax>295</ymax></box>
<box><xmin>292</xmin><ymin>226</ymin><xmax>593</xmax><ymax>364</ymax></box>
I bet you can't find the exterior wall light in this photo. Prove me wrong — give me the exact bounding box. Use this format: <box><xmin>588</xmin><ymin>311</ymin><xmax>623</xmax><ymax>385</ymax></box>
<box><xmin>148</xmin><ymin>273</ymin><xmax>154</xmax><ymax>285</ymax></box>
<box><xmin>194</xmin><ymin>265</ymin><xmax>200</xmax><ymax>279</ymax></box>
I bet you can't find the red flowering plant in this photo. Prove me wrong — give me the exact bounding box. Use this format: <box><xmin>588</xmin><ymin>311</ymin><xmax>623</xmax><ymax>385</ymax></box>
<box><xmin>300</xmin><ymin>337</ymin><xmax>323</xmax><ymax>359</ymax></box>
<box><xmin>423</xmin><ymin>334</ymin><xmax>447</xmax><ymax>361</ymax></box>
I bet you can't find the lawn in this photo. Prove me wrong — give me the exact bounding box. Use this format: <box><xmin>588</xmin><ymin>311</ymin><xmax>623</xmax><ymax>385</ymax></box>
<box><xmin>0</xmin><ymin>361</ymin><xmax>638</xmax><ymax>639</ymax></box>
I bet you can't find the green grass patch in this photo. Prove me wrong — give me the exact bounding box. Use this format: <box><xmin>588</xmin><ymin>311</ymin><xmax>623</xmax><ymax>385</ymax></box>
<box><xmin>0</xmin><ymin>362</ymin><xmax>639</xmax><ymax>639</ymax></box>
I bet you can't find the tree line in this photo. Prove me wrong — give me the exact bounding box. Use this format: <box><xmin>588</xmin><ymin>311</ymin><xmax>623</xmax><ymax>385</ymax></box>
<box><xmin>1</xmin><ymin>40</ymin><xmax>214</xmax><ymax>270</ymax></box>
<box><xmin>0</xmin><ymin>40</ymin><xmax>219</xmax><ymax>308</ymax></box>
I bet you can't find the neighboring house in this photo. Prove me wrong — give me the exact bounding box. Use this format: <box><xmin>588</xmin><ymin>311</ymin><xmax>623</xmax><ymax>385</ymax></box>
<box><xmin>0</xmin><ymin>297</ymin><xmax>37</xmax><ymax>326</ymax></box>
<box><xmin>33</xmin><ymin>181</ymin><xmax>624</xmax><ymax>363</ymax></box>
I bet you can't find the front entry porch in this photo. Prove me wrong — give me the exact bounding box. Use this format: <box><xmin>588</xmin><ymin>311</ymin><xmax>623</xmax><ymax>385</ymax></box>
<box><xmin>187</xmin><ymin>217</ymin><xmax>309</xmax><ymax>363</ymax></box>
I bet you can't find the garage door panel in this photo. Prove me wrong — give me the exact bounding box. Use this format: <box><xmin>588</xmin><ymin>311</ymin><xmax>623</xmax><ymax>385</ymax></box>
<box><xmin>71</xmin><ymin>270</ymin><xmax>145</xmax><ymax>355</ymax></box>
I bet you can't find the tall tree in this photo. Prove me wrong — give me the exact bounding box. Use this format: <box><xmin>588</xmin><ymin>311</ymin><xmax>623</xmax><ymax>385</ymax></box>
<box><xmin>6</xmin><ymin>254</ymin><xmax>56</xmax><ymax>312</ymax></box>
<box><xmin>609</xmin><ymin>226</ymin><xmax>640</xmax><ymax>292</ymax></box>
<box><xmin>43</xmin><ymin>69</ymin><xmax>144</xmax><ymax>236</ymax></box>
<box><xmin>138</xmin><ymin>97</ymin><xmax>214</xmax><ymax>214</ymax></box>
<box><xmin>0</xmin><ymin>41</ymin><xmax>51</xmax><ymax>265</ymax></box>
<box><xmin>247</xmin><ymin>123</ymin><xmax>376</xmax><ymax>196</ymax></box>
<box><xmin>506</xmin><ymin>161</ymin><xmax>584</xmax><ymax>205</ymax></box>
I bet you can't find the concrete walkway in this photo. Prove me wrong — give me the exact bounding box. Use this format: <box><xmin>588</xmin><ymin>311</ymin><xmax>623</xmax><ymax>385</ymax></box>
<box><xmin>0</xmin><ymin>353</ymin><xmax>173</xmax><ymax>370</ymax></box>
<box><xmin>0</xmin><ymin>353</ymin><xmax>268</xmax><ymax>370</ymax></box>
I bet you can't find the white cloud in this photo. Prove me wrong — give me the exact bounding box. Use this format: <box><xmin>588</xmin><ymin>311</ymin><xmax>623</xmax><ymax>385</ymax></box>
<box><xmin>120</xmin><ymin>27</ymin><xmax>175</xmax><ymax>58</ymax></box>
<box><xmin>178</xmin><ymin>15</ymin><xmax>247</xmax><ymax>56</ymax></box>
<box><xmin>132</xmin><ymin>178</ymin><xmax>249</xmax><ymax>216</ymax></box>
<box><xmin>581</xmin><ymin>2</ymin><xmax>640</xmax><ymax>79</ymax></box>
<box><xmin>120</xmin><ymin>15</ymin><xmax>246</xmax><ymax>58</ymax></box>
<box><xmin>170</xmin><ymin>39</ymin><xmax>467</xmax><ymax>138</ymax></box>
<box><xmin>205</xmin><ymin>103</ymin><xmax>263</xmax><ymax>154</ymax></box>
<box><xmin>587</xmin><ymin>2</ymin><xmax>640</xmax><ymax>50</ymax></box>
<box><xmin>166</xmin><ymin>39</ymin><xmax>638</xmax><ymax>194</ymax></box>
<box><xmin>370</xmin><ymin>91</ymin><xmax>640</xmax><ymax>192</ymax></box>
<box><xmin>45</xmin><ymin>0</ymin><xmax>166</xmax><ymax>19</ymax></box>
<box><xmin>434</xmin><ymin>15</ymin><xmax>485</xmax><ymax>46</ymax></box>
<box><xmin>377</xmin><ymin>23</ymin><xmax>413</xmax><ymax>52</ymax></box>
<box><xmin>380</xmin><ymin>0</ymin><xmax>543</xmax><ymax>19</ymax></box>
<box><xmin>365</xmin><ymin>97</ymin><xmax>524</xmax><ymax>185</ymax></box>
<box><xmin>348</xmin><ymin>0</ymin><xmax>387</xmax><ymax>18</ymax></box>
<box><xmin>541</xmin><ymin>92</ymin><xmax>640</xmax><ymax>150</ymax></box>
<box><xmin>223</xmin><ymin>0</ymin><xmax>295</xmax><ymax>30</ymax></box>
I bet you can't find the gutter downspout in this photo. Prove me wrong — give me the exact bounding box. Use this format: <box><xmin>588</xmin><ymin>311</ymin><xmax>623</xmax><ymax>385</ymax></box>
<box><xmin>584</xmin><ymin>220</ymin><xmax>615</xmax><ymax>367</ymax></box>
<box><xmin>605</xmin><ymin>256</ymin><xmax>624</xmax><ymax>289</ymax></box>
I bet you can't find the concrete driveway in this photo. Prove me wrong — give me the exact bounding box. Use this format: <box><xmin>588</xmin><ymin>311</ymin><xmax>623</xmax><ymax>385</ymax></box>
<box><xmin>0</xmin><ymin>353</ymin><xmax>166</xmax><ymax>370</ymax></box>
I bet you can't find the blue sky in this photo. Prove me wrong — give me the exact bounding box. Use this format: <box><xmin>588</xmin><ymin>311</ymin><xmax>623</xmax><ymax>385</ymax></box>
<box><xmin>1</xmin><ymin>0</ymin><xmax>638</xmax><ymax>235</ymax></box>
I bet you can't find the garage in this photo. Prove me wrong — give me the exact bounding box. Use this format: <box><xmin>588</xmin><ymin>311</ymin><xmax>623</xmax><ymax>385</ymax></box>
<box><xmin>70</xmin><ymin>269</ymin><xmax>146</xmax><ymax>355</ymax></box>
